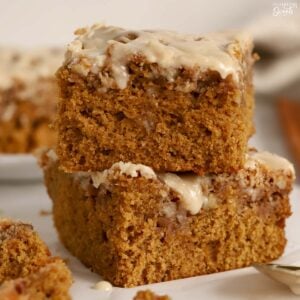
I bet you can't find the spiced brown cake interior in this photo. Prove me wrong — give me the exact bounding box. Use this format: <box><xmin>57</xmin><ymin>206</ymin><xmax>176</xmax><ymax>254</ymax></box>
<box><xmin>0</xmin><ymin>218</ymin><xmax>72</xmax><ymax>299</ymax></box>
<box><xmin>42</xmin><ymin>148</ymin><xmax>295</xmax><ymax>287</ymax></box>
<box><xmin>56</xmin><ymin>25</ymin><xmax>255</xmax><ymax>174</ymax></box>
<box><xmin>0</xmin><ymin>47</ymin><xmax>63</xmax><ymax>153</ymax></box>
<box><xmin>41</xmin><ymin>24</ymin><xmax>295</xmax><ymax>289</ymax></box>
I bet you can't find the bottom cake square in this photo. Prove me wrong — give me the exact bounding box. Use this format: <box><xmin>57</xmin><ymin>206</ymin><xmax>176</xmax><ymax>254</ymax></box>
<box><xmin>41</xmin><ymin>149</ymin><xmax>295</xmax><ymax>287</ymax></box>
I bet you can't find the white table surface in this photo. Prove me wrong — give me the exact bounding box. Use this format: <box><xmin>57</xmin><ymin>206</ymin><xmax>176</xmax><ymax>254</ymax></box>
<box><xmin>0</xmin><ymin>100</ymin><xmax>299</xmax><ymax>299</ymax></box>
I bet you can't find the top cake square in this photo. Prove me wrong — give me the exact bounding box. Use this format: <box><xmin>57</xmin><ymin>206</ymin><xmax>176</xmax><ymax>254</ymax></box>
<box><xmin>56</xmin><ymin>24</ymin><xmax>255</xmax><ymax>174</ymax></box>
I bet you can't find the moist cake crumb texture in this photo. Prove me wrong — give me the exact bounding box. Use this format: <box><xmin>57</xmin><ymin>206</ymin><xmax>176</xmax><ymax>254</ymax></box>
<box><xmin>0</xmin><ymin>218</ymin><xmax>72</xmax><ymax>299</ymax></box>
<box><xmin>56</xmin><ymin>24</ymin><xmax>255</xmax><ymax>174</ymax></box>
<box><xmin>42</xmin><ymin>148</ymin><xmax>294</xmax><ymax>287</ymax></box>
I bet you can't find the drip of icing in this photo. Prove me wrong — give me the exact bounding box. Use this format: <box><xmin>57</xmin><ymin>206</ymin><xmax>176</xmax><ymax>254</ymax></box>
<box><xmin>94</xmin><ymin>280</ymin><xmax>113</xmax><ymax>292</ymax></box>
<box><xmin>90</xmin><ymin>161</ymin><xmax>206</xmax><ymax>215</ymax></box>
<box><xmin>245</xmin><ymin>150</ymin><xmax>295</xmax><ymax>175</ymax></box>
<box><xmin>91</xmin><ymin>161</ymin><xmax>156</xmax><ymax>188</ymax></box>
<box><xmin>65</xmin><ymin>24</ymin><xmax>252</xmax><ymax>89</ymax></box>
<box><xmin>87</xmin><ymin>150</ymin><xmax>294</xmax><ymax>215</ymax></box>
<box><xmin>159</xmin><ymin>173</ymin><xmax>206</xmax><ymax>215</ymax></box>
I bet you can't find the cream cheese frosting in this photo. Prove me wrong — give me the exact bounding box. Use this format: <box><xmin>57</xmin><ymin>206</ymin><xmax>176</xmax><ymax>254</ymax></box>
<box><xmin>45</xmin><ymin>149</ymin><xmax>294</xmax><ymax>215</ymax></box>
<box><xmin>89</xmin><ymin>161</ymin><xmax>208</xmax><ymax>215</ymax></box>
<box><xmin>245</xmin><ymin>150</ymin><xmax>295</xmax><ymax>175</ymax></box>
<box><xmin>93</xmin><ymin>280</ymin><xmax>113</xmax><ymax>292</ymax></box>
<box><xmin>65</xmin><ymin>24</ymin><xmax>252</xmax><ymax>89</ymax></box>
<box><xmin>91</xmin><ymin>161</ymin><xmax>156</xmax><ymax>188</ymax></box>
<box><xmin>158</xmin><ymin>173</ymin><xmax>206</xmax><ymax>215</ymax></box>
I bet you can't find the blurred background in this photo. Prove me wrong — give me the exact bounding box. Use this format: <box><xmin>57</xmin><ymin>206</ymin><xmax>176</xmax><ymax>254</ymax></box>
<box><xmin>0</xmin><ymin>0</ymin><xmax>272</xmax><ymax>45</ymax></box>
<box><xmin>0</xmin><ymin>0</ymin><xmax>299</xmax><ymax>178</ymax></box>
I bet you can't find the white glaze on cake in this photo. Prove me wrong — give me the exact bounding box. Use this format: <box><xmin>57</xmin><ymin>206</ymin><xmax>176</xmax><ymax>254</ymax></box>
<box><xmin>91</xmin><ymin>161</ymin><xmax>157</xmax><ymax>188</ymax></box>
<box><xmin>245</xmin><ymin>150</ymin><xmax>295</xmax><ymax>175</ymax></box>
<box><xmin>158</xmin><ymin>173</ymin><xmax>207</xmax><ymax>215</ymax></box>
<box><xmin>44</xmin><ymin>148</ymin><xmax>294</xmax><ymax>215</ymax></box>
<box><xmin>90</xmin><ymin>161</ymin><xmax>209</xmax><ymax>215</ymax></box>
<box><xmin>93</xmin><ymin>280</ymin><xmax>113</xmax><ymax>292</ymax></box>
<box><xmin>65</xmin><ymin>24</ymin><xmax>252</xmax><ymax>89</ymax></box>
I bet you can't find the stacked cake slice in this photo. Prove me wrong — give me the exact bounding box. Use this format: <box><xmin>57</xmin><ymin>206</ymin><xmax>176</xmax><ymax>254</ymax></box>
<box><xmin>41</xmin><ymin>24</ymin><xmax>295</xmax><ymax>287</ymax></box>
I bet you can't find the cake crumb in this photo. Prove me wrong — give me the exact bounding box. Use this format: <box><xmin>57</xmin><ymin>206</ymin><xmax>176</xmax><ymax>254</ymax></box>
<box><xmin>0</xmin><ymin>218</ymin><xmax>72</xmax><ymax>298</ymax></box>
<box><xmin>62</xmin><ymin>258</ymin><xmax>70</xmax><ymax>265</ymax></box>
<box><xmin>133</xmin><ymin>290</ymin><xmax>170</xmax><ymax>300</ymax></box>
<box><xmin>39</xmin><ymin>209</ymin><xmax>52</xmax><ymax>216</ymax></box>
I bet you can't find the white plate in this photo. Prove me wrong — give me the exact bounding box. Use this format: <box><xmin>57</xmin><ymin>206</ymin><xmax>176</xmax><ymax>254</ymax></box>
<box><xmin>0</xmin><ymin>154</ymin><xmax>42</xmax><ymax>181</ymax></box>
<box><xmin>1</xmin><ymin>182</ymin><xmax>300</xmax><ymax>299</ymax></box>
